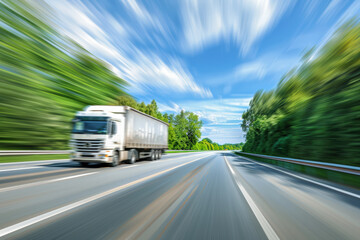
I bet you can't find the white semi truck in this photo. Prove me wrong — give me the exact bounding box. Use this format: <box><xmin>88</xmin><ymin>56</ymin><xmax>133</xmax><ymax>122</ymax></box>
<box><xmin>70</xmin><ymin>105</ymin><xmax>168</xmax><ymax>167</ymax></box>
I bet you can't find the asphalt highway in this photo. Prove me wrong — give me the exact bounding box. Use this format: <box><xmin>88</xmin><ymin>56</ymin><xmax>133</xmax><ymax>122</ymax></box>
<box><xmin>0</xmin><ymin>152</ymin><xmax>359</xmax><ymax>239</ymax></box>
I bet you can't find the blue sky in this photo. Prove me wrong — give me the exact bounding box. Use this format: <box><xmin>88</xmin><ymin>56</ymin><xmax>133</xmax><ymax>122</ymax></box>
<box><xmin>46</xmin><ymin>0</ymin><xmax>360</xmax><ymax>144</ymax></box>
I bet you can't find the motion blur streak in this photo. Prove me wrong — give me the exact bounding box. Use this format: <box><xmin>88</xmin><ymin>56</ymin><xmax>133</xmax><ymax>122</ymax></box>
<box><xmin>1</xmin><ymin>0</ymin><xmax>360</xmax><ymax>239</ymax></box>
<box><xmin>0</xmin><ymin>1</ymin><xmax>127</xmax><ymax>150</ymax></box>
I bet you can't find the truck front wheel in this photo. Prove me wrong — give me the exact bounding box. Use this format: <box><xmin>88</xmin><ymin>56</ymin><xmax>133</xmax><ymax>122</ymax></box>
<box><xmin>110</xmin><ymin>152</ymin><xmax>119</xmax><ymax>167</ymax></box>
<box><xmin>129</xmin><ymin>150</ymin><xmax>136</xmax><ymax>164</ymax></box>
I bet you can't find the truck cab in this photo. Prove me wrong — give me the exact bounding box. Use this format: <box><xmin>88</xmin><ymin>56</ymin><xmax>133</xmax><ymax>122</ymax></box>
<box><xmin>70</xmin><ymin>106</ymin><xmax>168</xmax><ymax>167</ymax></box>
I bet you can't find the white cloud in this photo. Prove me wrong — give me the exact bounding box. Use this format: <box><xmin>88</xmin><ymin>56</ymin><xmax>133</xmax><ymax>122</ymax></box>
<box><xmin>234</xmin><ymin>62</ymin><xmax>266</xmax><ymax>79</ymax></box>
<box><xmin>157</xmin><ymin>98</ymin><xmax>248</xmax><ymax>144</ymax></box>
<box><xmin>120</xmin><ymin>0</ymin><xmax>172</xmax><ymax>46</ymax></box>
<box><xmin>207</xmin><ymin>52</ymin><xmax>300</xmax><ymax>93</ymax></box>
<box><xmin>119</xmin><ymin>52</ymin><xmax>213</xmax><ymax>98</ymax></box>
<box><xmin>107</xmin><ymin>16</ymin><xmax>128</xmax><ymax>37</ymax></box>
<box><xmin>46</xmin><ymin>0</ymin><xmax>212</xmax><ymax>98</ymax></box>
<box><xmin>201</xmin><ymin>126</ymin><xmax>244</xmax><ymax>144</ymax></box>
<box><xmin>318</xmin><ymin>0</ymin><xmax>342</xmax><ymax>22</ymax></box>
<box><xmin>48</xmin><ymin>0</ymin><xmax>125</xmax><ymax>60</ymax></box>
<box><xmin>181</xmin><ymin>0</ymin><xmax>292</xmax><ymax>53</ymax></box>
<box><xmin>158</xmin><ymin>102</ymin><xmax>183</xmax><ymax>113</ymax></box>
<box><xmin>159</xmin><ymin>97</ymin><xmax>251</xmax><ymax>126</ymax></box>
<box><xmin>122</xmin><ymin>0</ymin><xmax>150</xmax><ymax>22</ymax></box>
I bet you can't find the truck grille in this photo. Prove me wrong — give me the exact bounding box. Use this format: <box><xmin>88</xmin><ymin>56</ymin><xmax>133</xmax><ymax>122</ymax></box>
<box><xmin>72</xmin><ymin>139</ymin><xmax>104</xmax><ymax>152</ymax></box>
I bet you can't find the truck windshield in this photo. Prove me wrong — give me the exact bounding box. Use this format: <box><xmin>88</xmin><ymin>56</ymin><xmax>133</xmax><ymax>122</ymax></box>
<box><xmin>72</xmin><ymin>120</ymin><xmax>108</xmax><ymax>134</ymax></box>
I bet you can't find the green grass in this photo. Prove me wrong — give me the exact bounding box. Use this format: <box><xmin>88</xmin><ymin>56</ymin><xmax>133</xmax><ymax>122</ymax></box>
<box><xmin>0</xmin><ymin>154</ymin><xmax>69</xmax><ymax>163</ymax></box>
<box><xmin>235</xmin><ymin>152</ymin><xmax>360</xmax><ymax>189</ymax></box>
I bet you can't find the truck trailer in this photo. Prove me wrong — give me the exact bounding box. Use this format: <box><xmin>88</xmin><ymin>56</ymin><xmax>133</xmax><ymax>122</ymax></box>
<box><xmin>70</xmin><ymin>105</ymin><xmax>168</xmax><ymax>166</ymax></box>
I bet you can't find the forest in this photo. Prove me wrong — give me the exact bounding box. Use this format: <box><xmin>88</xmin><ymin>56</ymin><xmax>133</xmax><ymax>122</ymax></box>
<box><xmin>241</xmin><ymin>20</ymin><xmax>360</xmax><ymax>165</ymax></box>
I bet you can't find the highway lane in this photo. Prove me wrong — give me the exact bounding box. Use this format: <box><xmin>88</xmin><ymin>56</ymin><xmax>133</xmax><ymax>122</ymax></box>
<box><xmin>0</xmin><ymin>152</ymin><xmax>210</xmax><ymax>227</ymax></box>
<box><xmin>0</xmin><ymin>152</ymin><xmax>359</xmax><ymax>239</ymax></box>
<box><xmin>0</xmin><ymin>152</ymin><xmax>203</xmax><ymax>189</ymax></box>
<box><xmin>225</xmin><ymin>153</ymin><xmax>360</xmax><ymax>240</ymax></box>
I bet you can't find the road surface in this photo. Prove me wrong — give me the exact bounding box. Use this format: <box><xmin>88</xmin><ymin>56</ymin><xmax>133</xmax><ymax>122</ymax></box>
<box><xmin>0</xmin><ymin>152</ymin><xmax>359</xmax><ymax>239</ymax></box>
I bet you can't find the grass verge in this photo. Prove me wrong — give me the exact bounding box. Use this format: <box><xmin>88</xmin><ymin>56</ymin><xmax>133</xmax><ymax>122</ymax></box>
<box><xmin>235</xmin><ymin>152</ymin><xmax>360</xmax><ymax>189</ymax></box>
<box><xmin>0</xmin><ymin>154</ymin><xmax>69</xmax><ymax>163</ymax></box>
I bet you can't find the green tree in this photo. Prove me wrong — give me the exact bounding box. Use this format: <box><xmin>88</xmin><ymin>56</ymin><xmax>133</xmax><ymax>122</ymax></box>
<box><xmin>112</xmin><ymin>96</ymin><xmax>138</xmax><ymax>108</ymax></box>
<box><xmin>202</xmin><ymin>138</ymin><xmax>213</xmax><ymax>144</ymax></box>
<box><xmin>172</xmin><ymin>111</ymin><xmax>188</xmax><ymax>149</ymax></box>
<box><xmin>186</xmin><ymin>112</ymin><xmax>202</xmax><ymax>148</ymax></box>
<box><xmin>167</xmin><ymin>123</ymin><xmax>176</xmax><ymax>150</ymax></box>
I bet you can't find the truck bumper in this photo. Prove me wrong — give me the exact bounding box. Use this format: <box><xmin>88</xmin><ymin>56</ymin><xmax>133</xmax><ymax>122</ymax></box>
<box><xmin>70</xmin><ymin>150</ymin><xmax>114</xmax><ymax>163</ymax></box>
<box><xmin>72</xmin><ymin>157</ymin><xmax>112</xmax><ymax>163</ymax></box>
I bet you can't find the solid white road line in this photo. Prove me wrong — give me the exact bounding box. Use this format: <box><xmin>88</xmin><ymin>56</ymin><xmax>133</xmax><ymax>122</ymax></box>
<box><xmin>0</xmin><ymin>154</ymin><xmax>212</xmax><ymax>238</ymax></box>
<box><xmin>0</xmin><ymin>159</ymin><xmax>69</xmax><ymax>166</ymax></box>
<box><xmin>233</xmin><ymin>154</ymin><xmax>360</xmax><ymax>199</ymax></box>
<box><xmin>122</xmin><ymin>165</ymin><xmax>138</xmax><ymax>169</ymax></box>
<box><xmin>0</xmin><ymin>172</ymin><xmax>97</xmax><ymax>193</ymax></box>
<box><xmin>0</xmin><ymin>166</ymin><xmax>43</xmax><ymax>173</ymax></box>
<box><xmin>224</xmin><ymin>156</ymin><xmax>280</xmax><ymax>240</ymax></box>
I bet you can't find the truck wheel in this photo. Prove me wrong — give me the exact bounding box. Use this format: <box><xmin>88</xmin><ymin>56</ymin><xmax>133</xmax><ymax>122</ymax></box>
<box><xmin>150</xmin><ymin>150</ymin><xmax>155</xmax><ymax>161</ymax></box>
<box><xmin>155</xmin><ymin>150</ymin><xmax>160</xmax><ymax>160</ymax></box>
<box><xmin>158</xmin><ymin>150</ymin><xmax>162</xmax><ymax>159</ymax></box>
<box><xmin>80</xmin><ymin>162</ymin><xmax>88</xmax><ymax>167</ymax></box>
<box><xmin>110</xmin><ymin>152</ymin><xmax>119</xmax><ymax>167</ymax></box>
<box><xmin>129</xmin><ymin>150</ymin><xmax>136</xmax><ymax>164</ymax></box>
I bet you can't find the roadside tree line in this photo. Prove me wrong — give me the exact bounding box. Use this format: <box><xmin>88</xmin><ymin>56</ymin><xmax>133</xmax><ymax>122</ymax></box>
<box><xmin>192</xmin><ymin>138</ymin><xmax>243</xmax><ymax>151</ymax></box>
<box><xmin>241</xmin><ymin>20</ymin><xmax>360</xmax><ymax>165</ymax></box>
